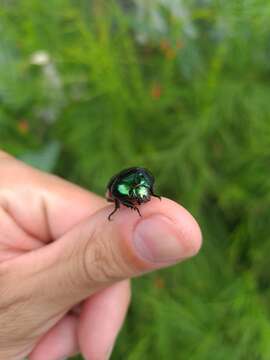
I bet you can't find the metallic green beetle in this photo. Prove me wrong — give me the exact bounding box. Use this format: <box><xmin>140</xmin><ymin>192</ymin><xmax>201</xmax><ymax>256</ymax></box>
<box><xmin>106</xmin><ymin>167</ymin><xmax>161</xmax><ymax>220</ymax></box>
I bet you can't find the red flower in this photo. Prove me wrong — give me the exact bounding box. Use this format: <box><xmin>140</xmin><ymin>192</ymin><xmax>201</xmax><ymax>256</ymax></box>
<box><xmin>150</xmin><ymin>83</ymin><xmax>162</xmax><ymax>99</ymax></box>
<box><xmin>18</xmin><ymin>119</ymin><xmax>29</xmax><ymax>134</ymax></box>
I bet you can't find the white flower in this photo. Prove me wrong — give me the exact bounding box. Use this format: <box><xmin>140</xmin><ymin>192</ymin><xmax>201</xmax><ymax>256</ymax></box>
<box><xmin>30</xmin><ymin>51</ymin><xmax>50</xmax><ymax>66</ymax></box>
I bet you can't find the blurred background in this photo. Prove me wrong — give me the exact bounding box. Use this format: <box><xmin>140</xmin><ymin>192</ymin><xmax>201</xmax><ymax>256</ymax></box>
<box><xmin>1</xmin><ymin>0</ymin><xmax>270</xmax><ymax>359</ymax></box>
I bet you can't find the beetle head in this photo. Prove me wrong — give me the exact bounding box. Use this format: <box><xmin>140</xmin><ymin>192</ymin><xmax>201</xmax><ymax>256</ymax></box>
<box><xmin>130</xmin><ymin>185</ymin><xmax>150</xmax><ymax>203</ymax></box>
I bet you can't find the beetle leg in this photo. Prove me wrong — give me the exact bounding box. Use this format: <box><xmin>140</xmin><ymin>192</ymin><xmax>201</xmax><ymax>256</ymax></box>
<box><xmin>134</xmin><ymin>206</ymin><xmax>142</xmax><ymax>217</ymax></box>
<box><xmin>108</xmin><ymin>199</ymin><xmax>120</xmax><ymax>221</ymax></box>
<box><xmin>122</xmin><ymin>200</ymin><xmax>142</xmax><ymax>217</ymax></box>
<box><xmin>122</xmin><ymin>201</ymin><xmax>135</xmax><ymax>209</ymax></box>
<box><xmin>150</xmin><ymin>188</ymin><xmax>161</xmax><ymax>200</ymax></box>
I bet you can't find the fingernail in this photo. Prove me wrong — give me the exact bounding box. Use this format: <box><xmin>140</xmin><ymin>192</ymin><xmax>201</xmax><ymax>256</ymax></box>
<box><xmin>133</xmin><ymin>215</ymin><xmax>185</xmax><ymax>263</ymax></box>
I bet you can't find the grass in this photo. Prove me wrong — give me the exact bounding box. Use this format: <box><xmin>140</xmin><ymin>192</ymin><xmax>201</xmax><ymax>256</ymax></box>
<box><xmin>1</xmin><ymin>0</ymin><xmax>270</xmax><ymax>359</ymax></box>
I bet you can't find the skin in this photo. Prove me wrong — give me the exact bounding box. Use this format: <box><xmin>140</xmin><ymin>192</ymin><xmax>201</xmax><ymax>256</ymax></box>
<box><xmin>0</xmin><ymin>150</ymin><xmax>202</xmax><ymax>360</ymax></box>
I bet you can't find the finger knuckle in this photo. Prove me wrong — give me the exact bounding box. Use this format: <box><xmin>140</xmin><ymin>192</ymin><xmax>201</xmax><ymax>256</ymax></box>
<box><xmin>80</xmin><ymin>229</ymin><xmax>130</xmax><ymax>286</ymax></box>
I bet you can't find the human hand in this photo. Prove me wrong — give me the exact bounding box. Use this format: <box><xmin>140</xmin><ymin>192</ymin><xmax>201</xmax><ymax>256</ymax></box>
<box><xmin>0</xmin><ymin>151</ymin><xmax>202</xmax><ymax>360</ymax></box>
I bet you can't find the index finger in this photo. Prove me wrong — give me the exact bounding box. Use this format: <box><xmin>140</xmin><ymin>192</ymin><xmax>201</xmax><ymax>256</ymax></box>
<box><xmin>0</xmin><ymin>153</ymin><xmax>106</xmax><ymax>241</ymax></box>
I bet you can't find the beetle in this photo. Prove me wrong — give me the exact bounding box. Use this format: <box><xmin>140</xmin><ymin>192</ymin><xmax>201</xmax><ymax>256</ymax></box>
<box><xmin>106</xmin><ymin>167</ymin><xmax>161</xmax><ymax>220</ymax></box>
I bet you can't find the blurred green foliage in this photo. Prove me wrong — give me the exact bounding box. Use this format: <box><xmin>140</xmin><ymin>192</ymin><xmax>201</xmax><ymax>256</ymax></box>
<box><xmin>1</xmin><ymin>0</ymin><xmax>270</xmax><ymax>359</ymax></box>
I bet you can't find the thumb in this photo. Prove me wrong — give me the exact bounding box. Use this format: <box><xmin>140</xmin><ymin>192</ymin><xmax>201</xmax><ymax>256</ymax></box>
<box><xmin>4</xmin><ymin>197</ymin><xmax>202</xmax><ymax>313</ymax></box>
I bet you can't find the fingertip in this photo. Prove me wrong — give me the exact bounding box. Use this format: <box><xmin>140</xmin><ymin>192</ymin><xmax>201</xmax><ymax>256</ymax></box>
<box><xmin>106</xmin><ymin>196</ymin><xmax>202</xmax><ymax>257</ymax></box>
<box><xmin>148</xmin><ymin>197</ymin><xmax>202</xmax><ymax>253</ymax></box>
<box><xmin>157</xmin><ymin>197</ymin><xmax>203</xmax><ymax>257</ymax></box>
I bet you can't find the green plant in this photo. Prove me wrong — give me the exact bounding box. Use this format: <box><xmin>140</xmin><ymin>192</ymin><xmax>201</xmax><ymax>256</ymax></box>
<box><xmin>1</xmin><ymin>1</ymin><xmax>270</xmax><ymax>359</ymax></box>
